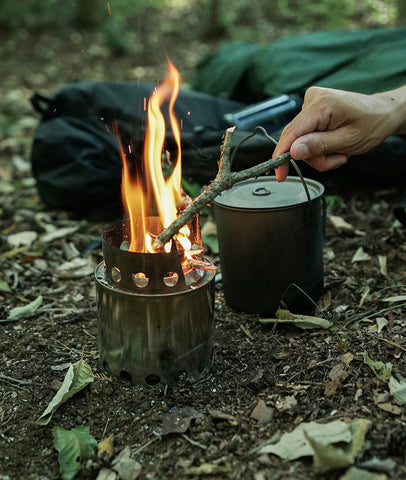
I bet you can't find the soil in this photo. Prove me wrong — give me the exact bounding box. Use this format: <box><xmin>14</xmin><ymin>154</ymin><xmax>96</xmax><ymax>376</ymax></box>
<box><xmin>2</xmin><ymin>11</ymin><xmax>406</xmax><ymax>480</ymax></box>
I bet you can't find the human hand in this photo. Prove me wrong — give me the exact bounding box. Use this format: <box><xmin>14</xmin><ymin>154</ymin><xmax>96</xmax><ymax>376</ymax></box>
<box><xmin>273</xmin><ymin>86</ymin><xmax>403</xmax><ymax>181</ymax></box>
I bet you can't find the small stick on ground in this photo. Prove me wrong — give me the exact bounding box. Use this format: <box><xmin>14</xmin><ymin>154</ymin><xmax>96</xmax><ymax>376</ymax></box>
<box><xmin>378</xmin><ymin>336</ymin><xmax>406</xmax><ymax>353</ymax></box>
<box><xmin>153</xmin><ymin>126</ymin><xmax>291</xmax><ymax>249</ymax></box>
<box><xmin>182</xmin><ymin>433</ymin><xmax>208</xmax><ymax>450</ymax></box>
<box><xmin>132</xmin><ymin>436</ymin><xmax>159</xmax><ymax>455</ymax></box>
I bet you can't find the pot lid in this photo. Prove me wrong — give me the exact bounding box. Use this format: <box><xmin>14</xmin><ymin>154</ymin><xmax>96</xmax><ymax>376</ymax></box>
<box><xmin>213</xmin><ymin>176</ymin><xmax>324</xmax><ymax>210</ymax></box>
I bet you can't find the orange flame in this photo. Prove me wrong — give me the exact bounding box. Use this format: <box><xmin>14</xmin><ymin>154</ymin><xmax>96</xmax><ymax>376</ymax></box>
<box><xmin>119</xmin><ymin>60</ymin><xmax>190</xmax><ymax>253</ymax></box>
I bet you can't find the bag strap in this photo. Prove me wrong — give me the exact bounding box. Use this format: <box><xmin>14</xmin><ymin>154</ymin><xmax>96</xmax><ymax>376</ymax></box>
<box><xmin>30</xmin><ymin>93</ymin><xmax>53</xmax><ymax>115</ymax></box>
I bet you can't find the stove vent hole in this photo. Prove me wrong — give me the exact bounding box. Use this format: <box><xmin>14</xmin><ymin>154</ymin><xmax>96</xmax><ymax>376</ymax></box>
<box><xmin>133</xmin><ymin>272</ymin><xmax>149</xmax><ymax>288</ymax></box>
<box><xmin>111</xmin><ymin>266</ymin><xmax>121</xmax><ymax>283</ymax></box>
<box><xmin>145</xmin><ymin>374</ymin><xmax>160</xmax><ymax>387</ymax></box>
<box><xmin>102</xmin><ymin>360</ymin><xmax>111</xmax><ymax>375</ymax></box>
<box><xmin>163</xmin><ymin>271</ymin><xmax>179</xmax><ymax>287</ymax></box>
<box><xmin>119</xmin><ymin>370</ymin><xmax>132</xmax><ymax>385</ymax></box>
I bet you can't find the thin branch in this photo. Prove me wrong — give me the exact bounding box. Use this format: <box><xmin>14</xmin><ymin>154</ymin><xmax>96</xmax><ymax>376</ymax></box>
<box><xmin>153</xmin><ymin>126</ymin><xmax>291</xmax><ymax>249</ymax></box>
<box><xmin>131</xmin><ymin>436</ymin><xmax>159</xmax><ymax>455</ymax></box>
<box><xmin>378</xmin><ymin>336</ymin><xmax>406</xmax><ymax>353</ymax></box>
<box><xmin>182</xmin><ymin>433</ymin><xmax>208</xmax><ymax>450</ymax></box>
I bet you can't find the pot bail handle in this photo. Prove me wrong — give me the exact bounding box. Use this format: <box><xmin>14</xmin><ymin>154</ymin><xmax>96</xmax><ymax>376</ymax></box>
<box><xmin>229</xmin><ymin>126</ymin><xmax>312</xmax><ymax>206</ymax></box>
<box><xmin>289</xmin><ymin>158</ymin><xmax>312</xmax><ymax>206</ymax></box>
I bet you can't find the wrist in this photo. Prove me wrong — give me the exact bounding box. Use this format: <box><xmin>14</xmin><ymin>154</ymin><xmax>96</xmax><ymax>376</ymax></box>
<box><xmin>375</xmin><ymin>86</ymin><xmax>406</xmax><ymax>136</ymax></box>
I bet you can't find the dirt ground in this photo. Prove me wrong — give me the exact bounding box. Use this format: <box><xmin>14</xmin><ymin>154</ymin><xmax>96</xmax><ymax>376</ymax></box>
<box><xmin>2</xmin><ymin>11</ymin><xmax>406</xmax><ymax>480</ymax></box>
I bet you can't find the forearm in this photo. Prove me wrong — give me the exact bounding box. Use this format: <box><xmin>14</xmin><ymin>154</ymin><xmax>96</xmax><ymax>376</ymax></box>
<box><xmin>373</xmin><ymin>85</ymin><xmax>406</xmax><ymax>136</ymax></box>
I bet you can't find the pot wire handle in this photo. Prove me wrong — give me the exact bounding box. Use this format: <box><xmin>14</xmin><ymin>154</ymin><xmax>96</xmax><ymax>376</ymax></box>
<box><xmin>229</xmin><ymin>126</ymin><xmax>312</xmax><ymax>205</ymax></box>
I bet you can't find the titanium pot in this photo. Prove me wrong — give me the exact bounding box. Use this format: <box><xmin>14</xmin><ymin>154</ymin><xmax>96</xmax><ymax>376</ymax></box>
<box><xmin>213</xmin><ymin>175</ymin><xmax>325</xmax><ymax>315</ymax></box>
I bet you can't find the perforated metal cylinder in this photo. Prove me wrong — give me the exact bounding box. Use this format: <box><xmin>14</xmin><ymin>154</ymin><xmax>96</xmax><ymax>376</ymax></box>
<box><xmin>95</xmin><ymin>220</ymin><xmax>215</xmax><ymax>386</ymax></box>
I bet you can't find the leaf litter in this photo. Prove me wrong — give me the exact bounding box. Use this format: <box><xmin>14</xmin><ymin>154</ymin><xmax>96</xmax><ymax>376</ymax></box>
<box><xmin>2</xmin><ymin>20</ymin><xmax>406</xmax><ymax>480</ymax></box>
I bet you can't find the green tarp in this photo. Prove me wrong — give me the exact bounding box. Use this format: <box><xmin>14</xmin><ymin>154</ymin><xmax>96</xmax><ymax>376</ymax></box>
<box><xmin>193</xmin><ymin>27</ymin><xmax>406</xmax><ymax>101</ymax></box>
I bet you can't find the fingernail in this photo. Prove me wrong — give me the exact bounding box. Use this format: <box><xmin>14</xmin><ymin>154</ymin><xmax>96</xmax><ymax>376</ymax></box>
<box><xmin>294</xmin><ymin>143</ymin><xmax>308</xmax><ymax>160</ymax></box>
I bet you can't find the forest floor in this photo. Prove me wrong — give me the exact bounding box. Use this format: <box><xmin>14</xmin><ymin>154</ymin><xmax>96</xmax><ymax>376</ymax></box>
<box><xmin>1</xmin><ymin>7</ymin><xmax>406</xmax><ymax>480</ymax></box>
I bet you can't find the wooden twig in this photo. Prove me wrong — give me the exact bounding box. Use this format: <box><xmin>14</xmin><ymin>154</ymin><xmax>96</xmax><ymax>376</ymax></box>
<box><xmin>182</xmin><ymin>433</ymin><xmax>208</xmax><ymax>450</ymax></box>
<box><xmin>378</xmin><ymin>336</ymin><xmax>406</xmax><ymax>353</ymax></box>
<box><xmin>153</xmin><ymin>126</ymin><xmax>291</xmax><ymax>249</ymax></box>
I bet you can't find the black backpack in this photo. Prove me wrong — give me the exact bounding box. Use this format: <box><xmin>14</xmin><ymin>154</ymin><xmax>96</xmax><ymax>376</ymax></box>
<box><xmin>30</xmin><ymin>81</ymin><xmax>277</xmax><ymax>220</ymax></box>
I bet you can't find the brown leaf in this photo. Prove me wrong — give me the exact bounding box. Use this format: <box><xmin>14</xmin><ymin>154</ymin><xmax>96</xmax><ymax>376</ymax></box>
<box><xmin>377</xmin><ymin>403</ymin><xmax>402</xmax><ymax>415</ymax></box>
<box><xmin>111</xmin><ymin>447</ymin><xmax>141</xmax><ymax>480</ymax></box>
<box><xmin>162</xmin><ymin>411</ymin><xmax>192</xmax><ymax>435</ymax></box>
<box><xmin>96</xmin><ymin>468</ymin><xmax>117</xmax><ymax>480</ymax></box>
<box><xmin>339</xmin><ymin>353</ymin><xmax>354</xmax><ymax>366</ymax></box>
<box><xmin>250</xmin><ymin>399</ymin><xmax>273</xmax><ymax>424</ymax></box>
<box><xmin>98</xmin><ymin>434</ymin><xmax>114</xmax><ymax>459</ymax></box>
<box><xmin>324</xmin><ymin>378</ymin><xmax>341</xmax><ymax>396</ymax></box>
<box><xmin>275</xmin><ymin>395</ymin><xmax>297</xmax><ymax>413</ymax></box>
<box><xmin>208</xmin><ymin>409</ymin><xmax>235</xmax><ymax>422</ymax></box>
<box><xmin>328</xmin><ymin>363</ymin><xmax>349</xmax><ymax>381</ymax></box>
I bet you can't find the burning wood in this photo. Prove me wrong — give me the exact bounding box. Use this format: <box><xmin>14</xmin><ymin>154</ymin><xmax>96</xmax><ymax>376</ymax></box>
<box><xmin>152</xmin><ymin>127</ymin><xmax>291</xmax><ymax>250</ymax></box>
<box><xmin>116</xmin><ymin>60</ymin><xmax>291</xmax><ymax>264</ymax></box>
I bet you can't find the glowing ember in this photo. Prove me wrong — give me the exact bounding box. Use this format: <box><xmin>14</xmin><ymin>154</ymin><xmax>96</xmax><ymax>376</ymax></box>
<box><xmin>117</xmin><ymin>61</ymin><xmax>193</xmax><ymax>257</ymax></box>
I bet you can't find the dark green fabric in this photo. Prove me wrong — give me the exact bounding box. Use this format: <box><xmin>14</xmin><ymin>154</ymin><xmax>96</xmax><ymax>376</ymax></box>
<box><xmin>193</xmin><ymin>27</ymin><xmax>406</xmax><ymax>100</ymax></box>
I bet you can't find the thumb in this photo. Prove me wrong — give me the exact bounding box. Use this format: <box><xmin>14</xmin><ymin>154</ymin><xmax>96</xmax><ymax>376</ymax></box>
<box><xmin>291</xmin><ymin>130</ymin><xmax>348</xmax><ymax>160</ymax></box>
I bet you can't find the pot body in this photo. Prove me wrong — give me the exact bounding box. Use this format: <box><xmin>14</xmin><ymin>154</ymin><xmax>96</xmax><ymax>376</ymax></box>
<box><xmin>214</xmin><ymin>177</ymin><xmax>324</xmax><ymax>315</ymax></box>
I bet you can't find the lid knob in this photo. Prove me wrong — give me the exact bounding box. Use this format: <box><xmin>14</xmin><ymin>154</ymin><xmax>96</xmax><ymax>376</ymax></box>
<box><xmin>252</xmin><ymin>186</ymin><xmax>271</xmax><ymax>196</ymax></box>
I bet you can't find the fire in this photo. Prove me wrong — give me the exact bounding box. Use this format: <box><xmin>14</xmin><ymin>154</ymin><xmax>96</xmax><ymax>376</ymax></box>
<box><xmin>118</xmin><ymin>60</ymin><xmax>191</xmax><ymax>254</ymax></box>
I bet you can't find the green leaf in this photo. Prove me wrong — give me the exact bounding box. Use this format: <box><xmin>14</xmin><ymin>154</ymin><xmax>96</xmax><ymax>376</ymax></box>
<box><xmin>7</xmin><ymin>295</ymin><xmax>42</xmax><ymax>321</ymax></box>
<box><xmin>53</xmin><ymin>426</ymin><xmax>97</xmax><ymax>480</ymax></box>
<box><xmin>325</xmin><ymin>195</ymin><xmax>346</xmax><ymax>210</ymax></box>
<box><xmin>258</xmin><ymin>420</ymin><xmax>352</xmax><ymax>459</ymax></box>
<box><xmin>339</xmin><ymin>467</ymin><xmax>388</xmax><ymax>480</ymax></box>
<box><xmin>0</xmin><ymin>279</ymin><xmax>11</xmax><ymax>292</ymax></box>
<box><xmin>202</xmin><ymin>234</ymin><xmax>219</xmax><ymax>254</ymax></box>
<box><xmin>389</xmin><ymin>375</ymin><xmax>406</xmax><ymax>406</ymax></box>
<box><xmin>181</xmin><ymin>178</ymin><xmax>202</xmax><ymax>198</ymax></box>
<box><xmin>258</xmin><ymin>419</ymin><xmax>370</xmax><ymax>467</ymax></box>
<box><xmin>308</xmin><ymin>419</ymin><xmax>371</xmax><ymax>469</ymax></box>
<box><xmin>363</xmin><ymin>352</ymin><xmax>392</xmax><ymax>382</ymax></box>
<box><xmin>259</xmin><ymin>308</ymin><xmax>332</xmax><ymax>330</ymax></box>
<box><xmin>36</xmin><ymin>359</ymin><xmax>94</xmax><ymax>425</ymax></box>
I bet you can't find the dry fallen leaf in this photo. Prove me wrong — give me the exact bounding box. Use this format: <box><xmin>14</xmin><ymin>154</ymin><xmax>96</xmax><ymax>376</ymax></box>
<box><xmin>96</xmin><ymin>468</ymin><xmax>117</xmax><ymax>480</ymax></box>
<box><xmin>41</xmin><ymin>225</ymin><xmax>79</xmax><ymax>243</ymax></box>
<box><xmin>111</xmin><ymin>447</ymin><xmax>141</xmax><ymax>480</ymax></box>
<box><xmin>208</xmin><ymin>409</ymin><xmax>236</xmax><ymax>422</ymax></box>
<box><xmin>7</xmin><ymin>230</ymin><xmax>38</xmax><ymax>247</ymax></box>
<box><xmin>328</xmin><ymin>363</ymin><xmax>349</xmax><ymax>382</ymax></box>
<box><xmin>378</xmin><ymin>255</ymin><xmax>387</xmax><ymax>276</ymax></box>
<box><xmin>98</xmin><ymin>434</ymin><xmax>114</xmax><ymax>459</ymax></box>
<box><xmin>381</xmin><ymin>295</ymin><xmax>406</xmax><ymax>303</ymax></box>
<box><xmin>183</xmin><ymin>463</ymin><xmax>232</xmax><ymax>476</ymax></box>
<box><xmin>339</xmin><ymin>353</ymin><xmax>354</xmax><ymax>366</ymax></box>
<box><xmin>338</xmin><ymin>466</ymin><xmax>388</xmax><ymax>480</ymax></box>
<box><xmin>325</xmin><ymin>378</ymin><xmax>341</xmax><ymax>396</ymax></box>
<box><xmin>329</xmin><ymin>216</ymin><xmax>354</xmax><ymax>231</ymax></box>
<box><xmin>162</xmin><ymin>411</ymin><xmax>192</xmax><ymax>435</ymax></box>
<box><xmin>56</xmin><ymin>257</ymin><xmax>94</xmax><ymax>278</ymax></box>
<box><xmin>376</xmin><ymin>318</ymin><xmax>389</xmax><ymax>333</ymax></box>
<box><xmin>276</xmin><ymin>395</ymin><xmax>297</xmax><ymax>413</ymax></box>
<box><xmin>376</xmin><ymin>403</ymin><xmax>402</xmax><ymax>415</ymax></box>
<box><xmin>352</xmin><ymin>247</ymin><xmax>371</xmax><ymax>263</ymax></box>
<box><xmin>96</xmin><ymin>467</ymin><xmax>117</xmax><ymax>480</ymax></box>
<box><xmin>250</xmin><ymin>399</ymin><xmax>273</xmax><ymax>424</ymax></box>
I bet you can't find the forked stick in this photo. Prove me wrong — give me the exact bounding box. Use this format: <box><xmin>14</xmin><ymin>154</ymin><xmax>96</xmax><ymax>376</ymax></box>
<box><xmin>153</xmin><ymin>126</ymin><xmax>291</xmax><ymax>250</ymax></box>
